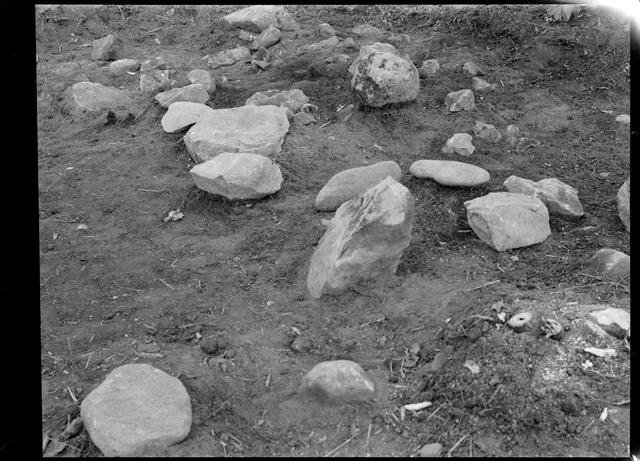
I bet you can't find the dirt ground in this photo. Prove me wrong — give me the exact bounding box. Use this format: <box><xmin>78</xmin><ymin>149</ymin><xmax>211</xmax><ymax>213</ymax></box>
<box><xmin>37</xmin><ymin>4</ymin><xmax>631</xmax><ymax>457</ymax></box>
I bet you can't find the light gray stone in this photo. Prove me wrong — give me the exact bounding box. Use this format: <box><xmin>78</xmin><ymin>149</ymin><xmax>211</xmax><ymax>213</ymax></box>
<box><xmin>190</xmin><ymin>152</ymin><xmax>283</xmax><ymax>200</ymax></box>
<box><xmin>473</xmin><ymin>121</ymin><xmax>502</xmax><ymax>142</ymax></box>
<box><xmin>615</xmin><ymin>114</ymin><xmax>630</xmax><ymax>125</ymax></box>
<box><xmin>419</xmin><ymin>443</ymin><xmax>443</xmax><ymax>457</ymax></box>
<box><xmin>161</xmin><ymin>102</ymin><xmax>214</xmax><ymax>133</ymax></box>
<box><xmin>445</xmin><ymin>89</ymin><xmax>475</xmax><ymax>112</ymax></box>
<box><xmin>410</xmin><ymin>160</ymin><xmax>490</xmax><ymax>187</ymax></box>
<box><xmin>61</xmin><ymin>82</ymin><xmax>134</xmax><ymax>118</ymax></box>
<box><xmin>140</xmin><ymin>69</ymin><xmax>171</xmax><ymax>94</ymax></box>
<box><xmin>250</xmin><ymin>24</ymin><xmax>281</xmax><ymax>50</ymax></box>
<box><xmin>221</xmin><ymin>5</ymin><xmax>298</xmax><ymax>33</ymax></box>
<box><xmin>585</xmin><ymin>249</ymin><xmax>630</xmax><ymax>281</ymax></box>
<box><xmin>315</xmin><ymin>161</ymin><xmax>402</xmax><ymax>211</ymax></box>
<box><xmin>504</xmin><ymin>124</ymin><xmax>520</xmax><ymax>138</ymax></box>
<box><xmin>318</xmin><ymin>22</ymin><xmax>336</xmax><ymax>38</ymax></box>
<box><xmin>140</xmin><ymin>56</ymin><xmax>167</xmax><ymax>73</ymax></box>
<box><xmin>237</xmin><ymin>29</ymin><xmax>255</xmax><ymax>41</ymax></box>
<box><xmin>80</xmin><ymin>364</ymin><xmax>191</xmax><ymax>457</ymax></box>
<box><xmin>442</xmin><ymin>133</ymin><xmax>475</xmax><ymax>156</ymax></box>
<box><xmin>184</xmin><ymin>105</ymin><xmax>290</xmax><ymax>163</ymax></box>
<box><xmin>154</xmin><ymin>84</ymin><xmax>209</xmax><ymax>108</ymax></box>
<box><xmin>351</xmin><ymin>24</ymin><xmax>384</xmax><ymax>41</ymax></box>
<box><xmin>245</xmin><ymin>89</ymin><xmax>309</xmax><ymax>112</ymax></box>
<box><xmin>617</xmin><ymin>178</ymin><xmax>630</xmax><ymax>232</ymax></box>
<box><xmin>462</xmin><ymin>61</ymin><xmax>484</xmax><ymax>76</ymax></box>
<box><xmin>293</xmin><ymin>111</ymin><xmax>315</xmax><ymax>125</ymax></box>
<box><xmin>209</xmin><ymin>46</ymin><xmax>251</xmax><ymax>68</ymax></box>
<box><xmin>187</xmin><ymin>69</ymin><xmax>215</xmax><ymax>94</ymax></box>
<box><xmin>307</xmin><ymin>177</ymin><xmax>413</xmax><ymax>298</ymax></box>
<box><xmin>91</xmin><ymin>34</ymin><xmax>120</xmax><ymax>61</ymax></box>
<box><xmin>464</xmin><ymin>192</ymin><xmax>551</xmax><ymax>251</ymax></box>
<box><xmin>419</xmin><ymin>59</ymin><xmax>439</xmax><ymax>77</ymax></box>
<box><xmin>307</xmin><ymin>36</ymin><xmax>339</xmax><ymax>51</ymax></box>
<box><xmin>503</xmin><ymin>176</ymin><xmax>584</xmax><ymax>219</ymax></box>
<box><xmin>299</xmin><ymin>360</ymin><xmax>376</xmax><ymax>402</ymax></box>
<box><xmin>53</xmin><ymin>61</ymin><xmax>82</xmax><ymax>78</ymax></box>
<box><xmin>588</xmin><ymin>307</ymin><xmax>630</xmax><ymax>339</ymax></box>
<box><xmin>109</xmin><ymin>58</ymin><xmax>140</xmax><ymax>76</ymax></box>
<box><xmin>472</xmin><ymin>76</ymin><xmax>496</xmax><ymax>92</ymax></box>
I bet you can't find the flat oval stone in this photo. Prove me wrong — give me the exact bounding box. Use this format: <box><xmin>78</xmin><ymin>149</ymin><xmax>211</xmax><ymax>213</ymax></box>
<box><xmin>409</xmin><ymin>160</ymin><xmax>490</xmax><ymax>187</ymax></box>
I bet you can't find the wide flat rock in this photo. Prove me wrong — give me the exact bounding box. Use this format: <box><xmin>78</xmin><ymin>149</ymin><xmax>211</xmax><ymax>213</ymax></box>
<box><xmin>299</xmin><ymin>360</ymin><xmax>377</xmax><ymax>402</ymax></box>
<box><xmin>161</xmin><ymin>102</ymin><xmax>214</xmax><ymax>133</ymax></box>
<box><xmin>409</xmin><ymin>160</ymin><xmax>490</xmax><ymax>187</ymax></box>
<box><xmin>585</xmin><ymin>248</ymin><xmax>630</xmax><ymax>281</ymax></box>
<box><xmin>503</xmin><ymin>175</ymin><xmax>584</xmax><ymax>219</ymax></box>
<box><xmin>154</xmin><ymin>84</ymin><xmax>209</xmax><ymax>108</ymax></box>
<box><xmin>221</xmin><ymin>5</ymin><xmax>298</xmax><ymax>33</ymax></box>
<box><xmin>61</xmin><ymin>81</ymin><xmax>135</xmax><ymax>118</ymax></box>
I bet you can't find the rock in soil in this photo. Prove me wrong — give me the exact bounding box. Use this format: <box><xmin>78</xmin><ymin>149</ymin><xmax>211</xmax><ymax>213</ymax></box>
<box><xmin>410</xmin><ymin>160</ymin><xmax>490</xmax><ymax>187</ymax></box>
<box><xmin>61</xmin><ymin>82</ymin><xmax>135</xmax><ymax>119</ymax></box>
<box><xmin>54</xmin><ymin>61</ymin><xmax>83</xmax><ymax>78</ymax></box>
<box><xmin>161</xmin><ymin>102</ymin><xmax>214</xmax><ymax>133</ymax></box>
<box><xmin>508</xmin><ymin>312</ymin><xmax>533</xmax><ymax>331</ymax></box>
<box><xmin>418</xmin><ymin>443</ymin><xmax>443</xmax><ymax>457</ymax></box>
<box><xmin>616</xmin><ymin>178</ymin><xmax>630</xmax><ymax>232</ymax></box>
<box><xmin>503</xmin><ymin>176</ymin><xmax>584</xmax><ymax>219</ymax></box>
<box><xmin>187</xmin><ymin>69</ymin><xmax>215</xmax><ymax>94</ymax></box>
<box><xmin>351</xmin><ymin>24</ymin><xmax>385</xmax><ymax>42</ymax></box>
<box><xmin>209</xmin><ymin>46</ymin><xmax>251</xmax><ymax>68</ymax></box>
<box><xmin>462</xmin><ymin>61</ymin><xmax>484</xmax><ymax>76</ymax></box>
<box><xmin>91</xmin><ymin>34</ymin><xmax>121</xmax><ymax>61</ymax></box>
<box><xmin>290</xmin><ymin>336</ymin><xmax>313</xmax><ymax>353</ymax></box>
<box><xmin>615</xmin><ymin>114</ymin><xmax>630</xmax><ymax>125</ymax></box>
<box><xmin>472</xmin><ymin>76</ymin><xmax>496</xmax><ymax>92</ymax></box>
<box><xmin>293</xmin><ymin>111</ymin><xmax>316</xmax><ymax>125</ymax></box>
<box><xmin>154</xmin><ymin>84</ymin><xmax>209</xmax><ymax>108</ymax></box>
<box><xmin>299</xmin><ymin>360</ymin><xmax>376</xmax><ymax>402</ymax></box>
<box><xmin>445</xmin><ymin>89</ymin><xmax>475</xmax><ymax>111</ymax></box>
<box><xmin>251</xmin><ymin>24</ymin><xmax>282</xmax><ymax>50</ymax></box>
<box><xmin>473</xmin><ymin>121</ymin><xmax>502</xmax><ymax>142</ymax></box>
<box><xmin>109</xmin><ymin>58</ymin><xmax>140</xmax><ymax>76</ymax></box>
<box><xmin>588</xmin><ymin>306</ymin><xmax>630</xmax><ymax>339</ymax></box>
<box><xmin>140</xmin><ymin>69</ymin><xmax>171</xmax><ymax>94</ymax></box>
<box><xmin>308</xmin><ymin>53</ymin><xmax>351</xmax><ymax>79</ymax></box>
<box><xmin>318</xmin><ymin>22</ymin><xmax>336</xmax><ymax>38</ymax></box>
<box><xmin>441</xmin><ymin>133</ymin><xmax>475</xmax><ymax>156</ymax></box>
<box><xmin>419</xmin><ymin>59</ymin><xmax>440</xmax><ymax>77</ymax></box>
<box><xmin>220</xmin><ymin>5</ymin><xmax>298</xmax><ymax>33</ymax></box>
<box><xmin>584</xmin><ymin>248</ymin><xmax>630</xmax><ymax>281</ymax></box>
<box><xmin>245</xmin><ymin>89</ymin><xmax>309</xmax><ymax>112</ymax></box>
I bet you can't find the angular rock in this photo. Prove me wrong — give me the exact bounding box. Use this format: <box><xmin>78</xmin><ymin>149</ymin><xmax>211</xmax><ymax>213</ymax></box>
<box><xmin>307</xmin><ymin>177</ymin><xmax>414</xmax><ymax>297</ymax></box>
<box><xmin>221</xmin><ymin>5</ymin><xmax>298</xmax><ymax>33</ymax></box>
<box><xmin>442</xmin><ymin>133</ymin><xmax>475</xmax><ymax>156</ymax></box>
<box><xmin>588</xmin><ymin>307</ymin><xmax>630</xmax><ymax>339</ymax></box>
<box><xmin>187</xmin><ymin>69</ymin><xmax>215</xmax><ymax>94</ymax></box>
<box><xmin>293</xmin><ymin>112</ymin><xmax>315</xmax><ymax>125</ymax></box>
<box><xmin>617</xmin><ymin>178</ymin><xmax>630</xmax><ymax>232</ymax></box>
<box><xmin>349</xmin><ymin>42</ymin><xmax>419</xmax><ymax>107</ymax></box>
<box><xmin>245</xmin><ymin>89</ymin><xmax>309</xmax><ymax>112</ymax></box>
<box><xmin>473</xmin><ymin>121</ymin><xmax>502</xmax><ymax>142</ymax></box>
<box><xmin>251</xmin><ymin>24</ymin><xmax>281</xmax><ymax>50</ymax></box>
<box><xmin>505</xmin><ymin>124</ymin><xmax>520</xmax><ymax>138</ymax></box>
<box><xmin>299</xmin><ymin>360</ymin><xmax>376</xmax><ymax>402</ymax></box>
<box><xmin>161</xmin><ymin>102</ymin><xmax>214</xmax><ymax>133</ymax></box>
<box><xmin>585</xmin><ymin>249</ymin><xmax>630</xmax><ymax>281</ymax></box>
<box><xmin>140</xmin><ymin>69</ymin><xmax>171</xmax><ymax>94</ymax></box>
<box><xmin>418</xmin><ymin>443</ymin><xmax>443</xmax><ymax>457</ymax></box>
<box><xmin>307</xmin><ymin>36</ymin><xmax>339</xmax><ymax>51</ymax></box>
<box><xmin>190</xmin><ymin>152</ymin><xmax>283</xmax><ymax>200</ymax></box>
<box><xmin>91</xmin><ymin>34</ymin><xmax>120</xmax><ymax>61</ymax></box>
<box><xmin>472</xmin><ymin>76</ymin><xmax>496</xmax><ymax>92</ymax></box>
<box><xmin>309</xmin><ymin>54</ymin><xmax>351</xmax><ymax>78</ymax></box>
<box><xmin>615</xmin><ymin>114</ymin><xmax>630</xmax><ymax>125</ymax></box>
<box><xmin>419</xmin><ymin>59</ymin><xmax>440</xmax><ymax>77</ymax></box>
<box><xmin>464</xmin><ymin>192</ymin><xmax>551</xmax><ymax>251</ymax></box>
<box><xmin>462</xmin><ymin>61</ymin><xmax>484</xmax><ymax>76</ymax></box>
<box><xmin>503</xmin><ymin>176</ymin><xmax>584</xmax><ymax>219</ymax></box>
<box><xmin>339</xmin><ymin>37</ymin><xmax>356</xmax><ymax>49</ymax></box>
<box><xmin>140</xmin><ymin>56</ymin><xmax>167</xmax><ymax>73</ymax></box>
<box><xmin>351</xmin><ymin>24</ymin><xmax>384</xmax><ymax>42</ymax></box>
<box><xmin>445</xmin><ymin>89</ymin><xmax>475</xmax><ymax>112</ymax></box>
<box><xmin>154</xmin><ymin>84</ymin><xmax>209</xmax><ymax>108</ymax></box>
<box><xmin>209</xmin><ymin>46</ymin><xmax>250</xmax><ymax>68</ymax></box>
<box><xmin>515</xmin><ymin>137</ymin><xmax>541</xmax><ymax>153</ymax></box>
<box><xmin>109</xmin><ymin>58</ymin><xmax>140</xmax><ymax>76</ymax></box>
<box><xmin>80</xmin><ymin>364</ymin><xmax>191</xmax><ymax>457</ymax></box>
<box><xmin>253</xmin><ymin>46</ymin><xmax>271</xmax><ymax>62</ymax></box>
<box><xmin>315</xmin><ymin>161</ymin><xmax>402</xmax><ymax>211</ymax></box>
<box><xmin>410</xmin><ymin>160</ymin><xmax>490</xmax><ymax>187</ymax></box>
<box><xmin>61</xmin><ymin>82</ymin><xmax>134</xmax><ymax>118</ymax></box>
<box><xmin>184</xmin><ymin>105</ymin><xmax>290</xmax><ymax>163</ymax></box>
<box><xmin>318</xmin><ymin>22</ymin><xmax>336</xmax><ymax>38</ymax></box>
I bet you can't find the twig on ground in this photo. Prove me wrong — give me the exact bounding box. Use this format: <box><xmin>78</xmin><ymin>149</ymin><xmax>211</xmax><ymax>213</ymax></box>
<box><xmin>447</xmin><ymin>434</ymin><xmax>469</xmax><ymax>457</ymax></box>
<box><xmin>324</xmin><ymin>434</ymin><xmax>356</xmax><ymax>457</ymax></box>
<box><xmin>221</xmin><ymin>291</ymin><xmax>242</xmax><ymax>313</ymax></box>
<box><xmin>464</xmin><ymin>280</ymin><xmax>500</xmax><ymax>292</ymax></box>
<box><xmin>613</xmin><ymin>399</ymin><xmax>630</xmax><ymax>406</ymax></box>
<box><xmin>137</xmin><ymin>188</ymin><xmax>169</xmax><ymax>193</ymax></box>
<box><xmin>159</xmin><ymin>278</ymin><xmax>175</xmax><ymax>290</ymax></box>
<box><xmin>578</xmin><ymin>420</ymin><xmax>595</xmax><ymax>436</ymax></box>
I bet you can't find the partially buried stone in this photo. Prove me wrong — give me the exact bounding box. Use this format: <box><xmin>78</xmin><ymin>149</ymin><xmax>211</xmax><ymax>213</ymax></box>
<box><xmin>507</xmin><ymin>312</ymin><xmax>532</xmax><ymax>332</ymax></box>
<box><xmin>61</xmin><ymin>82</ymin><xmax>134</xmax><ymax>119</ymax></box>
<box><xmin>617</xmin><ymin>178</ymin><xmax>630</xmax><ymax>232</ymax></box>
<box><xmin>615</xmin><ymin>114</ymin><xmax>630</xmax><ymax>125</ymax></box>
<box><xmin>161</xmin><ymin>102</ymin><xmax>214</xmax><ymax>133</ymax></box>
<box><xmin>504</xmin><ymin>124</ymin><xmax>520</xmax><ymax>138</ymax></box>
<box><xmin>418</xmin><ymin>443</ymin><xmax>443</xmax><ymax>457</ymax></box>
<box><xmin>245</xmin><ymin>89</ymin><xmax>309</xmax><ymax>112</ymax></box>
<box><xmin>462</xmin><ymin>61</ymin><xmax>484</xmax><ymax>76</ymax></box>
<box><xmin>588</xmin><ymin>307</ymin><xmax>630</xmax><ymax>339</ymax></box>
<box><xmin>54</xmin><ymin>61</ymin><xmax>83</xmax><ymax>78</ymax></box>
<box><xmin>309</xmin><ymin>54</ymin><xmax>351</xmax><ymax>78</ymax></box>
<box><xmin>187</xmin><ymin>69</ymin><xmax>215</xmax><ymax>94</ymax></box>
<box><xmin>91</xmin><ymin>34</ymin><xmax>120</xmax><ymax>61</ymax></box>
<box><xmin>251</xmin><ymin>24</ymin><xmax>281</xmax><ymax>50</ymax></box>
<box><xmin>472</xmin><ymin>76</ymin><xmax>496</xmax><ymax>92</ymax></box>
<box><xmin>473</xmin><ymin>121</ymin><xmax>502</xmax><ymax>142</ymax></box>
<box><xmin>154</xmin><ymin>84</ymin><xmax>209</xmax><ymax>108</ymax></box>
<box><xmin>253</xmin><ymin>46</ymin><xmax>271</xmax><ymax>62</ymax></box>
<box><xmin>299</xmin><ymin>360</ymin><xmax>376</xmax><ymax>402</ymax></box>
<box><xmin>140</xmin><ymin>69</ymin><xmax>171</xmax><ymax>94</ymax></box>
<box><xmin>442</xmin><ymin>133</ymin><xmax>475</xmax><ymax>156</ymax></box>
<box><xmin>409</xmin><ymin>160</ymin><xmax>490</xmax><ymax>187</ymax></box>
<box><xmin>307</xmin><ymin>36</ymin><xmax>339</xmax><ymax>51</ymax></box>
<box><xmin>140</xmin><ymin>56</ymin><xmax>167</xmax><ymax>73</ymax></box>
<box><xmin>109</xmin><ymin>58</ymin><xmax>140</xmax><ymax>76</ymax></box>
<box><xmin>237</xmin><ymin>29</ymin><xmax>255</xmax><ymax>41</ymax></box>
<box><xmin>503</xmin><ymin>175</ymin><xmax>584</xmax><ymax>219</ymax></box>
<box><xmin>351</xmin><ymin>24</ymin><xmax>384</xmax><ymax>41</ymax></box>
<box><xmin>318</xmin><ymin>22</ymin><xmax>336</xmax><ymax>38</ymax></box>
<box><xmin>209</xmin><ymin>46</ymin><xmax>250</xmax><ymax>68</ymax></box>
<box><xmin>80</xmin><ymin>364</ymin><xmax>191</xmax><ymax>457</ymax></box>
<box><xmin>419</xmin><ymin>59</ymin><xmax>439</xmax><ymax>77</ymax></box>
<box><xmin>445</xmin><ymin>89</ymin><xmax>475</xmax><ymax>112</ymax></box>
<box><xmin>293</xmin><ymin>111</ymin><xmax>315</xmax><ymax>125</ymax></box>
<box><xmin>585</xmin><ymin>249</ymin><xmax>630</xmax><ymax>281</ymax></box>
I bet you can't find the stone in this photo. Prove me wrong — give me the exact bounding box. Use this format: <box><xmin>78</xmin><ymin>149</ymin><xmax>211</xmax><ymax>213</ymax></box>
<box><xmin>615</xmin><ymin>114</ymin><xmax>630</xmax><ymax>125</ymax></box>
<box><xmin>299</xmin><ymin>360</ymin><xmax>376</xmax><ymax>402</ymax></box>
<box><xmin>91</xmin><ymin>34</ymin><xmax>120</xmax><ymax>61</ymax></box>
<box><xmin>339</xmin><ymin>37</ymin><xmax>356</xmax><ymax>49</ymax></box>
<box><xmin>462</xmin><ymin>61</ymin><xmax>484</xmax><ymax>76</ymax></box>
<box><xmin>237</xmin><ymin>29</ymin><xmax>255</xmax><ymax>41</ymax></box>
<box><xmin>442</xmin><ymin>133</ymin><xmax>475</xmax><ymax>156</ymax></box>
<box><xmin>190</xmin><ymin>152</ymin><xmax>283</xmax><ymax>200</ymax></box>
<box><xmin>307</xmin><ymin>177</ymin><xmax>414</xmax><ymax>297</ymax></box>
<box><xmin>140</xmin><ymin>56</ymin><xmax>167</xmax><ymax>73</ymax></box>
<box><xmin>161</xmin><ymin>102</ymin><xmax>214</xmax><ymax>133</ymax></box>
<box><xmin>315</xmin><ymin>161</ymin><xmax>402</xmax><ymax>211</ymax></box>
<box><xmin>349</xmin><ymin>42</ymin><xmax>420</xmax><ymax>107</ymax></box>
<box><xmin>154</xmin><ymin>84</ymin><xmax>209</xmax><ymax>108</ymax></box>
<box><xmin>385</xmin><ymin>32</ymin><xmax>411</xmax><ymax>48</ymax></box>
<box><xmin>253</xmin><ymin>46</ymin><xmax>271</xmax><ymax>62</ymax></box>
<box><xmin>109</xmin><ymin>58</ymin><xmax>140</xmax><ymax>76</ymax></box>
<box><xmin>187</xmin><ymin>69</ymin><xmax>215</xmax><ymax>94</ymax></box>
<box><xmin>585</xmin><ymin>249</ymin><xmax>630</xmax><ymax>281</ymax></box>
<box><xmin>473</xmin><ymin>121</ymin><xmax>502</xmax><ymax>142</ymax></box>
<box><xmin>503</xmin><ymin>176</ymin><xmax>583</xmax><ymax>219</ymax></box>
<box><xmin>307</xmin><ymin>36</ymin><xmax>339</xmax><ymax>51</ymax></box>
<box><xmin>309</xmin><ymin>54</ymin><xmax>351</xmax><ymax>79</ymax></box>
<box><xmin>464</xmin><ymin>192</ymin><xmax>551</xmax><ymax>251</ymax></box>
<box><xmin>410</xmin><ymin>160</ymin><xmax>490</xmax><ymax>187</ymax></box>
<box><xmin>472</xmin><ymin>76</ymin><xmax>496</xmax><ymax>92</ymax></box>
<box><xmin>251</xmin><ymin>24</ymin><xmax>281</xmax><ymax>50</ymax></box>
<box><xmin>140</xmin><ymin>69</ymin><xmax>171</xmax><ymax>94</ymax></box>
<box><xmin>251</xmin><ymin>59</ymin><xmax>271</xmax><ymax>70</ymax></box>
<box><xmin>53</xmin><ymin>62</ymin><xmax>82</xmax><ymax>78</ymax></box>
<box><xmin>617</xmin><ymin>178</ymin><xmax>630</xmax><ymax>232</ymax></box>
<box><xmin>245</xmin><ymin>89</ymin><xmax>309</xmax><ymax>112</ymax></box>
<box><xmin>184</xmin><ymin>105</ymin><xmax>290</xmax><ymax>163</ymax></box>
<box><xmin>504</xmin><ymin>124</ymin><xmax>520</xmax><ymax>138</ymax></box>
<box><xmin>588</xmin><ymin>307</ymin><xmax>630</xmax><ymax>339</ymax></box>
<box><xmin>419</xmin><ymin>59</ymin><xmax>440</xmax><ymax>77</ymax></box>
<box><xmin>507</xmin><ymin>312</ymin><xmax>533</xmax><ymax>332</ymax></box>
<box><xmin>80</xmin><ymin>364</ymin><xmax>191</xmax><ymax>457</ymax></box>
<box><xmin>318</xmin><ymin>22</ymin><xmax>336</xmax><ymax>38</ymax></box>
<box><xmin>61</xmin><ymin>82</ymin><xmax>134</xmax><ymax>118</ymax></box>
<box><xmin>418</xmin><ymin>443</ymin><xmax>443</xmax><ymax>457</ymax></box>
<box><xmin>293</xmin><ymin>112</ymin><xmax>316</xmax><ymax>125</ymax></box>
<box><xmin>351</xmin><ymin>24</ymin><xmax>384</xmax><ymax>41</ymax></box>
<box><xmin>221</xmin><ymin>5</ymin><xmax>298</xmax><ymax>33</ymax></box>
<box><xmin>445</xmin><ymin>89</ymin><xmax>475</xmax><ymax>112</ymax></box>
<box><xmin>209</xmin><ymin>46</ymin><xmax>250</xmax><ymax>68</ymax></box>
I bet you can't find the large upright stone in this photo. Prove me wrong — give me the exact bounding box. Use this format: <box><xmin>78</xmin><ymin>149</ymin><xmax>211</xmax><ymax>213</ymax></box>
<box><xmin>221</xmin><ymin>5</ymin><xmax>298</xmax><ymax>33</ymax></box>
<box><xmin>245</xmin><ymin>89</ymin><xmax>309</xmax><ymax>112</ymax></box>
<box><xmin>154</xmin><ymin>84</ymin><xmax>209</xmax><ymax>108</ymax></box>
<box><xmin>410</xmin><ymin>160</ymin><xmax>490</xmax><ymax>187</ymax></box>
<box><xmin>307</xmin><ymin>177</ymin><xmax>414</xmax><ymax>298</ymax></box>
<box><xmin>299</xmin><ymin>360</ymin><xmax>376</xmax><ymax>402</ymax></box>
<box><xmin>349</xmin><ymin>42</ymin><xmax>419</xmax><ymax>107</ymax></box>
<box><xmin>61</xmin><ymin>82</ymin><xmax>134</xmax><ymax>118</ymax></box>
<box><xmin>161</xmin><ymin>102</ymin><xmax>214</xmax><ymax>133</ymax></box>
<box><xmin>464</xmin><ymin>192</ymin><xmax>551</xmax><ymax>251</ymax></box>
<box><xmin>183</xmin><ymin>105</ymin><xmax>289</xmax><ymax>163</ymax></box>
<box><xmin>503</xmin><ymin>176</ymin><xmax>584</xmax><ymax>219</ymax></box>
<box><xmin>314</xmin><ymin>161</ymin><xmax>402</xmax><ymax>211</ymax></box>
<box><xmin>91</xmin><ymin>34</ymin><xmax>120</xmax><ymax>61</ymax></box>
<box><xmin>80</xmin><ymin>364</ymin><xmax>192</xmax><ymax>457</ymax></box>
<box><xmin>617</xmin><ymin>178</ymin><xmax>630</xmax><ymax>232</ymax></box>
<box><xmin>445</xmin><ymin>89</ymin><xmax>475</xmax><ymax>112</ymax></box>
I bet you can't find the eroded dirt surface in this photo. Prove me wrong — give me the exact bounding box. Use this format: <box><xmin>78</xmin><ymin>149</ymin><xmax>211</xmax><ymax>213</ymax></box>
<box><xmin>38</xmin><ymin>5</ymin><xmax>630</xmax><ymax>457</ymax></box>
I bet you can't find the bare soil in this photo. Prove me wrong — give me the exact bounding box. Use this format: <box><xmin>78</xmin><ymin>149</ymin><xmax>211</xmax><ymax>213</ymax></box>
<box><xmin>37</xmin><ymin>5</ymin><xmax>630</xmax><ymax>457</ymax></box>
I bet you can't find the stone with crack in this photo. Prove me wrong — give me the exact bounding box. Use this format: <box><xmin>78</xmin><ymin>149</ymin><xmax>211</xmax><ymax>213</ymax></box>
<box><xmin>503</xmin><ymin>176</ymin><xmax>584</xmax><ymax>219</ymax></box>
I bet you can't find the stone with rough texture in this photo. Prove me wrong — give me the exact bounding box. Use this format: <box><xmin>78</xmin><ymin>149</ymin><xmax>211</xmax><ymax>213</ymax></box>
<box><xmin>80</xmin><ymin>364</ymin><xmax>191</xmax><ymax>457</ymax></box>
<box><xmin>615</xmin><ymin>114</ymin><xmax>630</xmax><ymax>125</ymax></box>
<box><xmin>221</xmin><ymin>5</ymin><xmax>298</xmax><ymax>33</ymax></box>
<box><xmin>140</xmin><ymin>57</ymin><xmax>167</xmax><ymax>73</ymax></box>
<box><xmin>462</xmin><ymin>61</ymin><xmax>484</xmax><ymax>76</ymax></box>
<box><xmin>464</xmin><ymin>192</ymin><xmax>551</xmax><ymax>251</ymax></box>
<box><xmin>419</xmin><ymin>443</ymin><xmax>443</xmax><ymax>457</ymax></box>
<box><xmin>293</xmin><ymin>112</ymin><xmax>315</xmax><ymax>125</ymax></box>
<box><xmin>299</xmin><ymin>360</ymin><xmax>376</xmax><ymax>402</ymax></box>
<box><xmin>585</xmin><ymin>249</ymin><xmax>630</xmax><ymax>281</ymax></box>
<box><xmin>352</xmin><ymin>24</ymin><xmax>385</xmax><ymax>41</ymax></box>
<box><xmin>209</xmin><ymin>46</ymin><xmax>250</xmax><ymax>68</ymax></box>
<box><xmin>419</xmin><ymin>59</ymin><xmax>440</xmax><ymax>77</ymax></box>
<box><xmin>253</xmin><ymin>46</ymin><xmax>271</xmax><ymax>62</ymax></box>
<box><xmin>245</xmin><ymin>89</ymin><xmax>309</xmax><ymax>112</ymax></box>
<box><xmin>54</xmin><ymin>62</ymin><xmax>82</xmax><ymax>78</ymax></box>
<box><xmin>503</xmin><ymin>176</ymin><xmax>584</xmax><ymax>219</ymax></box>
<box><xmin>309</xmin><ymin>54</ymin><xmax>351</xmax><ymax>78</ymax></box>
<box><xmin>61</xmin><ymin>82</ymin><xmax>134</xmax><ymax>118</ymax></box>
<box><xmin>318</xmin><ymin>22</ymin><xmax>336</xmax><ymax>38</ymax></box>
<box><xmin>140</xmin><ymin>69</ymin><xmax>171</xmax><ymax>94</ymax></box>
<box><xmin>472</xmin><ymin>76</ymin><xmax>496</xmax><ymax>92</ymax></box>
<box><xmin>617</xmin><ymin>178</ymin><xmax>630</xmax><ymax>232</ymax></box>
<box><xmin>445</xmin><ymin>89</ymin><xmax>475</xmax><ymax>112</ymax></box>
<box><xmin>315</xmin><ymin>161</ymin><xmax>402</xmax><ymax>211</ymax></box>
<box><xmin>91</xmin><ymin>34</ymin><xmax>120</xmax><ymax>61</ymax></box>
<box><xmin>410</xmin><ymin>160</ymin><xmax>490</xmax><ymax>187</ymax></box>
<box><xmin>349</xmin><ymin>42</ymin><xmax>419</xmax><ymax>107</ymax></box>
<box><xmin>154</xmin><ymin>84</ymin><xmax>209</xmax><ymax>108</ymax></box>
<box><xmin>588</xmin><ymin>307</ymin><xmax>630</xmax><ymax>338</ymax></box>
<box><xmin>307</xmin><ymin>177</ymin><xmax>413</xmax><ymax>298</ymax></box>
<box><xmin>473</xmin><ymin>121</ymin><xmax>502</xmax><ymax>142</ymax></box>
<box><xmin>190</xmin><ymin>152</ymin><xmax>283</xmax><ymax>200</ymax></box>
<box><xmin>307</xmin><ymin>36</ymin><xmax>339</xmax><ymax>51</ymax></box>
<box><xmin>109</xmin><ymin>59</ymin><xmax>140</xmax><ymax>76</ymax></box>
<box><xmin>187</xmin><ymin>69</ymin><xmax>215</xmax><ymax>94</ymax></box>
<box><xmin>442</xmin><ymin>133</ymin><xmax>475</xmax><ymax>156</ymax></box>
<box><xmin>184</xmin><ymin>105</ymin><xmax>289</xmax><ymax>163</ymax></box>
<box><xmin>161</xmin><ymin>102</ymin><xmax>214</xmax><ymax>133</ymax></box>
<box><xmin>251</xmin><ymin>24</ymin><xmax>281</xmax><ymax>50</ymax></box>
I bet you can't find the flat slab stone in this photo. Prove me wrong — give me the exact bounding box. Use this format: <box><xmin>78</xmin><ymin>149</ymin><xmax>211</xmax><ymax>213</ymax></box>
<box><xmin>109</xmin><ymin>58</ymin><xmax>140</xmax><ymax>75</ymax></box>
<box><xmin>221</xmin><ymin>5</ymin><xmax>298</xmax><ymax>33</ymax></box>
<box><xmin>464</xmin><ymin>192</ymin><xmax>551</xmax><ymax>251</ymax></box>
<box><xmin>588</xmin><ymin>307</ymin><xmax>630</xmax><ymax>339</ymax></box>
<box><xmin>419</xmin><ymin>443</ymin><xmax>443</xmax><ymax>457</ymax></box>
<box><xmin>617</xmin><ymin>178</ymin><xmax>630</xmax><ymax>232</ymax></box>
<box><xmin>299</xmin><ymin>360</ymin><xmax>376</xmax><ymax>402</ymax></box>
<box><xmin>190</xmin><ymin>152</ymin><xmax>283</xmax><ymax>200</ymax></box>
<box><xmin>445</xmin><ymin>89</ymin><xmax>475</xmax><ymax>112</ymax></box>
<box><xmin>245</xmin><ymin>89</ymin><xmax>309</xmax><ymax>112</ymax></box>
<box><xmin>585</xmin><ymin>248</ymin><xmax>630</xmax><ymax>281</ymax></box>
<box><xmin>442</xmin><ymin>133</ymin><xmax>475</xmax><ymax>156</ymax></box>
<box><xmin>315</xmin><ymin>161</ymin><xmax>402</xmax><ymax>211</ymax></box>
<box><xmin>61</xmin><ymin>82</ymin><xmax>134</xmax><ymax>118</ymax></box>
<box><xmin>80</xmin><ymin>364</ymin><xmax>192</xmax><ymax>457</ymax></box>
<box><xmin>410</xmin><ymin>160</ymin><xmax>490</xmax><ymax>187</ymax></box>
<box><xmin>154</xmin><ymin>84</ymin><xmax>209</xmax><ymax>108</ymax></box>
<box><xmin>183</xmin><ymin>105</ymin><xmax>290</xmax><ymax>163</ymax></box>
<box><xmin>503</xmin><ymin>175</ymin><xmax>584</xmax><ymax>219</ymax></box>
<box><xmin>161</xmin><ymin>102</ymin><xmax>214</xmax><ymax>133</ymax></box>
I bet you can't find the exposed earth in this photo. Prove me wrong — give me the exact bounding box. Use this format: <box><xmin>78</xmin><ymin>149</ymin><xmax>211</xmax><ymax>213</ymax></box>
<box><xmin>37</xmin><ymin>4</ymin><xmax>630</xmax><ymax>457</ymax></box>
